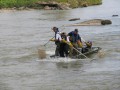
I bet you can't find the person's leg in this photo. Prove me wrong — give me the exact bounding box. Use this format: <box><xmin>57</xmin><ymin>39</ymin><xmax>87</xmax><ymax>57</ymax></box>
<box><xmin>55</xmin><ymin>42</ymin><xmax>60</xmax><ymax>56</ymax></box>
<box><xmin>59</xmin><ymin>43</ymin><xmax>65</xmax><ymax>57</ymax></box>
<box><xmin>72</xmin><ymin>43</ymin><xmax>78</xmax><ymax>56</ymax></box>
<box><xmin>64</xmin><ymin>44</ymin><xmax>69</xmax><ymax>57</ymax></box>
<box><xmin>55</xmin><ymin>46</ymin><xmax>59</xmax><ymax>56</ymax></box>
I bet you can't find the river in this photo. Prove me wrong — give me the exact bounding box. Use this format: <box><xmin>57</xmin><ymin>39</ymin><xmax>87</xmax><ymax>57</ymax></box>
<box><xmin>0</xmin><ymin>0</ymin><xmax>120</xmax><ymax>90</ymax></box>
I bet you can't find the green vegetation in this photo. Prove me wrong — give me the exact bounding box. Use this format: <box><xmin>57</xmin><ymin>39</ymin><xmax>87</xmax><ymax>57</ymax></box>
<box><xmin>0</xmin><ymin>0</ymin><xmax>102</xmax><ymax>9</ymax></box>
<box><xmin>83</xmin><ymin>0</ymin><xmax>102</xmax><ymax>5</ymax></box>
<box><xmin>0</xmin><ymin>0</ymin><xmax>40</xmax><ymax>8</ymax></box>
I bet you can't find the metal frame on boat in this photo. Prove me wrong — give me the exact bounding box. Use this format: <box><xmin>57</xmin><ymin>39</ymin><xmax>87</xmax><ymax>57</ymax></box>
<box><xmin>50</xmin><ymin>47</ymin><xmax>101</xmax><ymax>59</ymax></box>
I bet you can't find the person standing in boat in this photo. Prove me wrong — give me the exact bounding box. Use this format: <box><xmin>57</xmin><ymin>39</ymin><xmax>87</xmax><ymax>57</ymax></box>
<box><xmin>51</xmin><ymin>27</ymin><xmax>62</xmax><ymax>56</ymax></box>
<box><xmin>60</xmin><ymin>32</ymin><xmax>71</xmax><ymax>57</ymax></box>
<box><xmin>68</xmin><ymin>29</ymin><xmax>83</xmax><ymax>56</ymax></box>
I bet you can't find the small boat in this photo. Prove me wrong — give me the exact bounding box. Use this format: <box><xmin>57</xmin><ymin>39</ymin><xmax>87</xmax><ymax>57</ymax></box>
<box><xmin>50</xmin><ymin>47</ymin><xmax>101</xmax><ymax>59</ymax></box>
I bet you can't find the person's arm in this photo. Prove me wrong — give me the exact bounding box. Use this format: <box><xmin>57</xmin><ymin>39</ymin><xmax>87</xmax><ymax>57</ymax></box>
<box><xmin>68</xmin><ymin>32</ymin><xmax>72</xmax><ymax>36</ymax></box>
<box><xmin>61</xmin><ymin>36</ymin><xmax>73</xmax><ymax>47</ymax></box>
<box><xmin>67</xmin><ymin>36</ymin><xmax>70</xmax><ymax>42</ymax></box>
<box><xmin>78</xmin><ymin>34</ymin><xmax>82</xmax><ymax>42</ymax></box>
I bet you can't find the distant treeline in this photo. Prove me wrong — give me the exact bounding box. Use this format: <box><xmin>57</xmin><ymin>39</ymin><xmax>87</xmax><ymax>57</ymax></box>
<box><xmin>0</xmin><ymin>0</ymin><xmax>102</xmax><ymax>9</ymax></box>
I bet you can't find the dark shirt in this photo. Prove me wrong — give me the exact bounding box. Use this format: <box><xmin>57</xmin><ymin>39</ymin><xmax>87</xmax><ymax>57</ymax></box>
<box><xmin>68</xmin><ymin>31</ymin><xmax>81</xmax><ymax>43</ymax></box>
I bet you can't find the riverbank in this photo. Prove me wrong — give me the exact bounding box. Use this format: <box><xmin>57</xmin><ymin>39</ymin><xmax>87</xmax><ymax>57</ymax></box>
<box><xmin>0</xmin><ymin>0</ymin><xmax>102</xmax><ymax>10</ymax></box>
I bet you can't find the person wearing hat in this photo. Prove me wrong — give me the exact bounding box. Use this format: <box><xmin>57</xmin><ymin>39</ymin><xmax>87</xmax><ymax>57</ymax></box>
<box><xmin>68</xmin><ymin>29</ymin><xmax>82</xmax><ymax>48</ymax></box>
<box><xmin>68</xmin><ymin>29</ymin><xmax>83</xmax><ymax>56</ymax></box>
<box><xmin>50</xmin><ymin>27</ymin><xmax>62</xmax><ymax>56</ymax></box>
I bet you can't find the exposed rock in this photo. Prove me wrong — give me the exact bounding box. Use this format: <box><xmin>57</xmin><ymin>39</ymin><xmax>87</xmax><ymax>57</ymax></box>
<box><xmin>81</xmin><ymin>2</ymin><xmax>88</xmax><ymax>7</ymax></box>
<box><xmin>36</xmin><ymin>1</ymin><xmax>70</xmax><ymax>10</ymax></box>
<box><xmin>59</xmin><ymin>3</ymin><xmax>71</xmax><ymax>10</ymax></box>
<box><xmin>18</xmin><ymin>7</ymin><xmax>25</xmax><ymax>10</ymax></box>
<box><xmin>68</xmin><ymin>19</ymin><xmax>112</xmax><ymax>26</ymax></box>
<box><xmin>11</xmin><ymin>7</ymin><xmax>17</xmax><ymax>10</ymax></box>
<box><xmin>112</xmin><ymin>15</ymin><xmax>119</xmax><ymax>17</ymax></box>
<box><xmin>25</xmin><ymin>7</ymin><xmax>30</xmax><ymax>10</ymax></box>
<box><xmin>101</xmin><ymin>20</ymin><xmax>112</xmax><ymax>25</ymax></box>
<box><xmin>69</xmin><ymin>18</ymin><xmax>80</xmax><ymax>21</ymax></box>
<box><xmin>44</xmin><ymin>6</ymin><xmax>51</xmax><ymax>10</ymax></box>
<box><xmin>101</xmin><ymin>20</ymin><xmax>106</xmax><ymax>25</ymax></box>
<box><xmin>82</xmin><ymin>3</ymin><xmax>88</xmax><ymax>7</ymax></box>
<box><xmin>36</xmin><ymin>1</ymin><xmax>58</xmax><ymax>7</ymax></box>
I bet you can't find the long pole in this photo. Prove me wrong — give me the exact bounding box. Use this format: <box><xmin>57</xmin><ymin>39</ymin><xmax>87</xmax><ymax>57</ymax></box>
<box><xmin>72</xmin><ymin>47</ymin><xmax>89</xmax><ymax>59</ymax></box>
<box><xmin>44</xmin><ymin>36</ymin><xmax>54</xmax><ymax>46</ymax></box>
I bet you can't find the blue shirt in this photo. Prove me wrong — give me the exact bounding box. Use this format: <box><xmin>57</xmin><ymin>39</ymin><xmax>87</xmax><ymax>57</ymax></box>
<box><xmin>68</xmin><ymin>31</ymin><xmax>81</xmax><ymax>43</ymax></box>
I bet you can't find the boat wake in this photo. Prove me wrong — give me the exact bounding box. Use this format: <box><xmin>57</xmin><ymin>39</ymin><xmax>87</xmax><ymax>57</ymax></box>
<box><xmin>36</xmin><ymin>57</ymin><xmax>91</xmax><ymax>63</ymax></box>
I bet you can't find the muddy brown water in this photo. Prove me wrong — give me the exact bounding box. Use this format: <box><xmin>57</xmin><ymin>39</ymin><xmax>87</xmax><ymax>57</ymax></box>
<box><xmin>0</xmin><ymin>0</ymin><xmax>120</xmax><ymax>90</ymax></box>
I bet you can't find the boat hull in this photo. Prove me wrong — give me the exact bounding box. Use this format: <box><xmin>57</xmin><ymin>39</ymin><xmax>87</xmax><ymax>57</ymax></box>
<box><xmin>50</xmin><ymin>47</ymin><xmax>101</xmax><ymax>59</ymax></box>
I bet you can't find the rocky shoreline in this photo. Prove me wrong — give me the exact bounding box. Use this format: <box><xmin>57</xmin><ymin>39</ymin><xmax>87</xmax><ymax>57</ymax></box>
<box><xmin>35</xmin><ymin>1</ymin><xmax>102</xmax><ymax>10</ymax></box>
<box><xmin>36</xmin><ymin>1</ymin><xmax>71</xmax><ymax>10</ymax></box>
<box><xmin>67</xmin><ymin>19</ymin><xmax>112</xmax><ymax>26</ymax></box>
<box><xmin>0</xmin><ymin>2</ymin><xmax>71</xmax><ymax>11</ymax></box>
<box><xmin>0</xmin><ymin>0</ymin><xmax>102</xmax><ymax>11</ymax></box>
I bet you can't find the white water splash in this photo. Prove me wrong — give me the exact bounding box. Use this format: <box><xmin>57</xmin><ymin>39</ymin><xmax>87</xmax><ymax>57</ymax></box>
<box><xmin>36</xmin><ymin>57</ymin><xmax>91</xmax><ymax>63</ymax></box>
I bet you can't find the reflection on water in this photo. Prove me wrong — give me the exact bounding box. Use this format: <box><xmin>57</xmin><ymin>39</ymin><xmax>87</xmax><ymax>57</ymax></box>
<box><xmin>0</xmin><ymin>0</ymin><xmax>120</xmax><ymax>90</ymax></box>
<box><xmin>0</xmin><ymin>82</ymin><xmax>12</xmax><ymax>90</ymax></box>
<box><xmin>56</xmin><ymin>61</ymin><xmax>83</xmax><ymax>69</ymax></box>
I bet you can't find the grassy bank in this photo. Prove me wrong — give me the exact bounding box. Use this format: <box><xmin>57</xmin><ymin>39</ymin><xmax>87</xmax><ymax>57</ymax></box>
<box><xmin>0</xmin><ymin>0</ymin><xmax>102</xmax><ymax>9</ymax></box>
<box><xmin>83</xmin><ymin>0</ymin><xmax>102</xmax><ymax>5</ymax></box>
<box><xmin>0</xmin><ymin>0</ymin><xmax>39</xmax><ymax>8</ymax></box>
